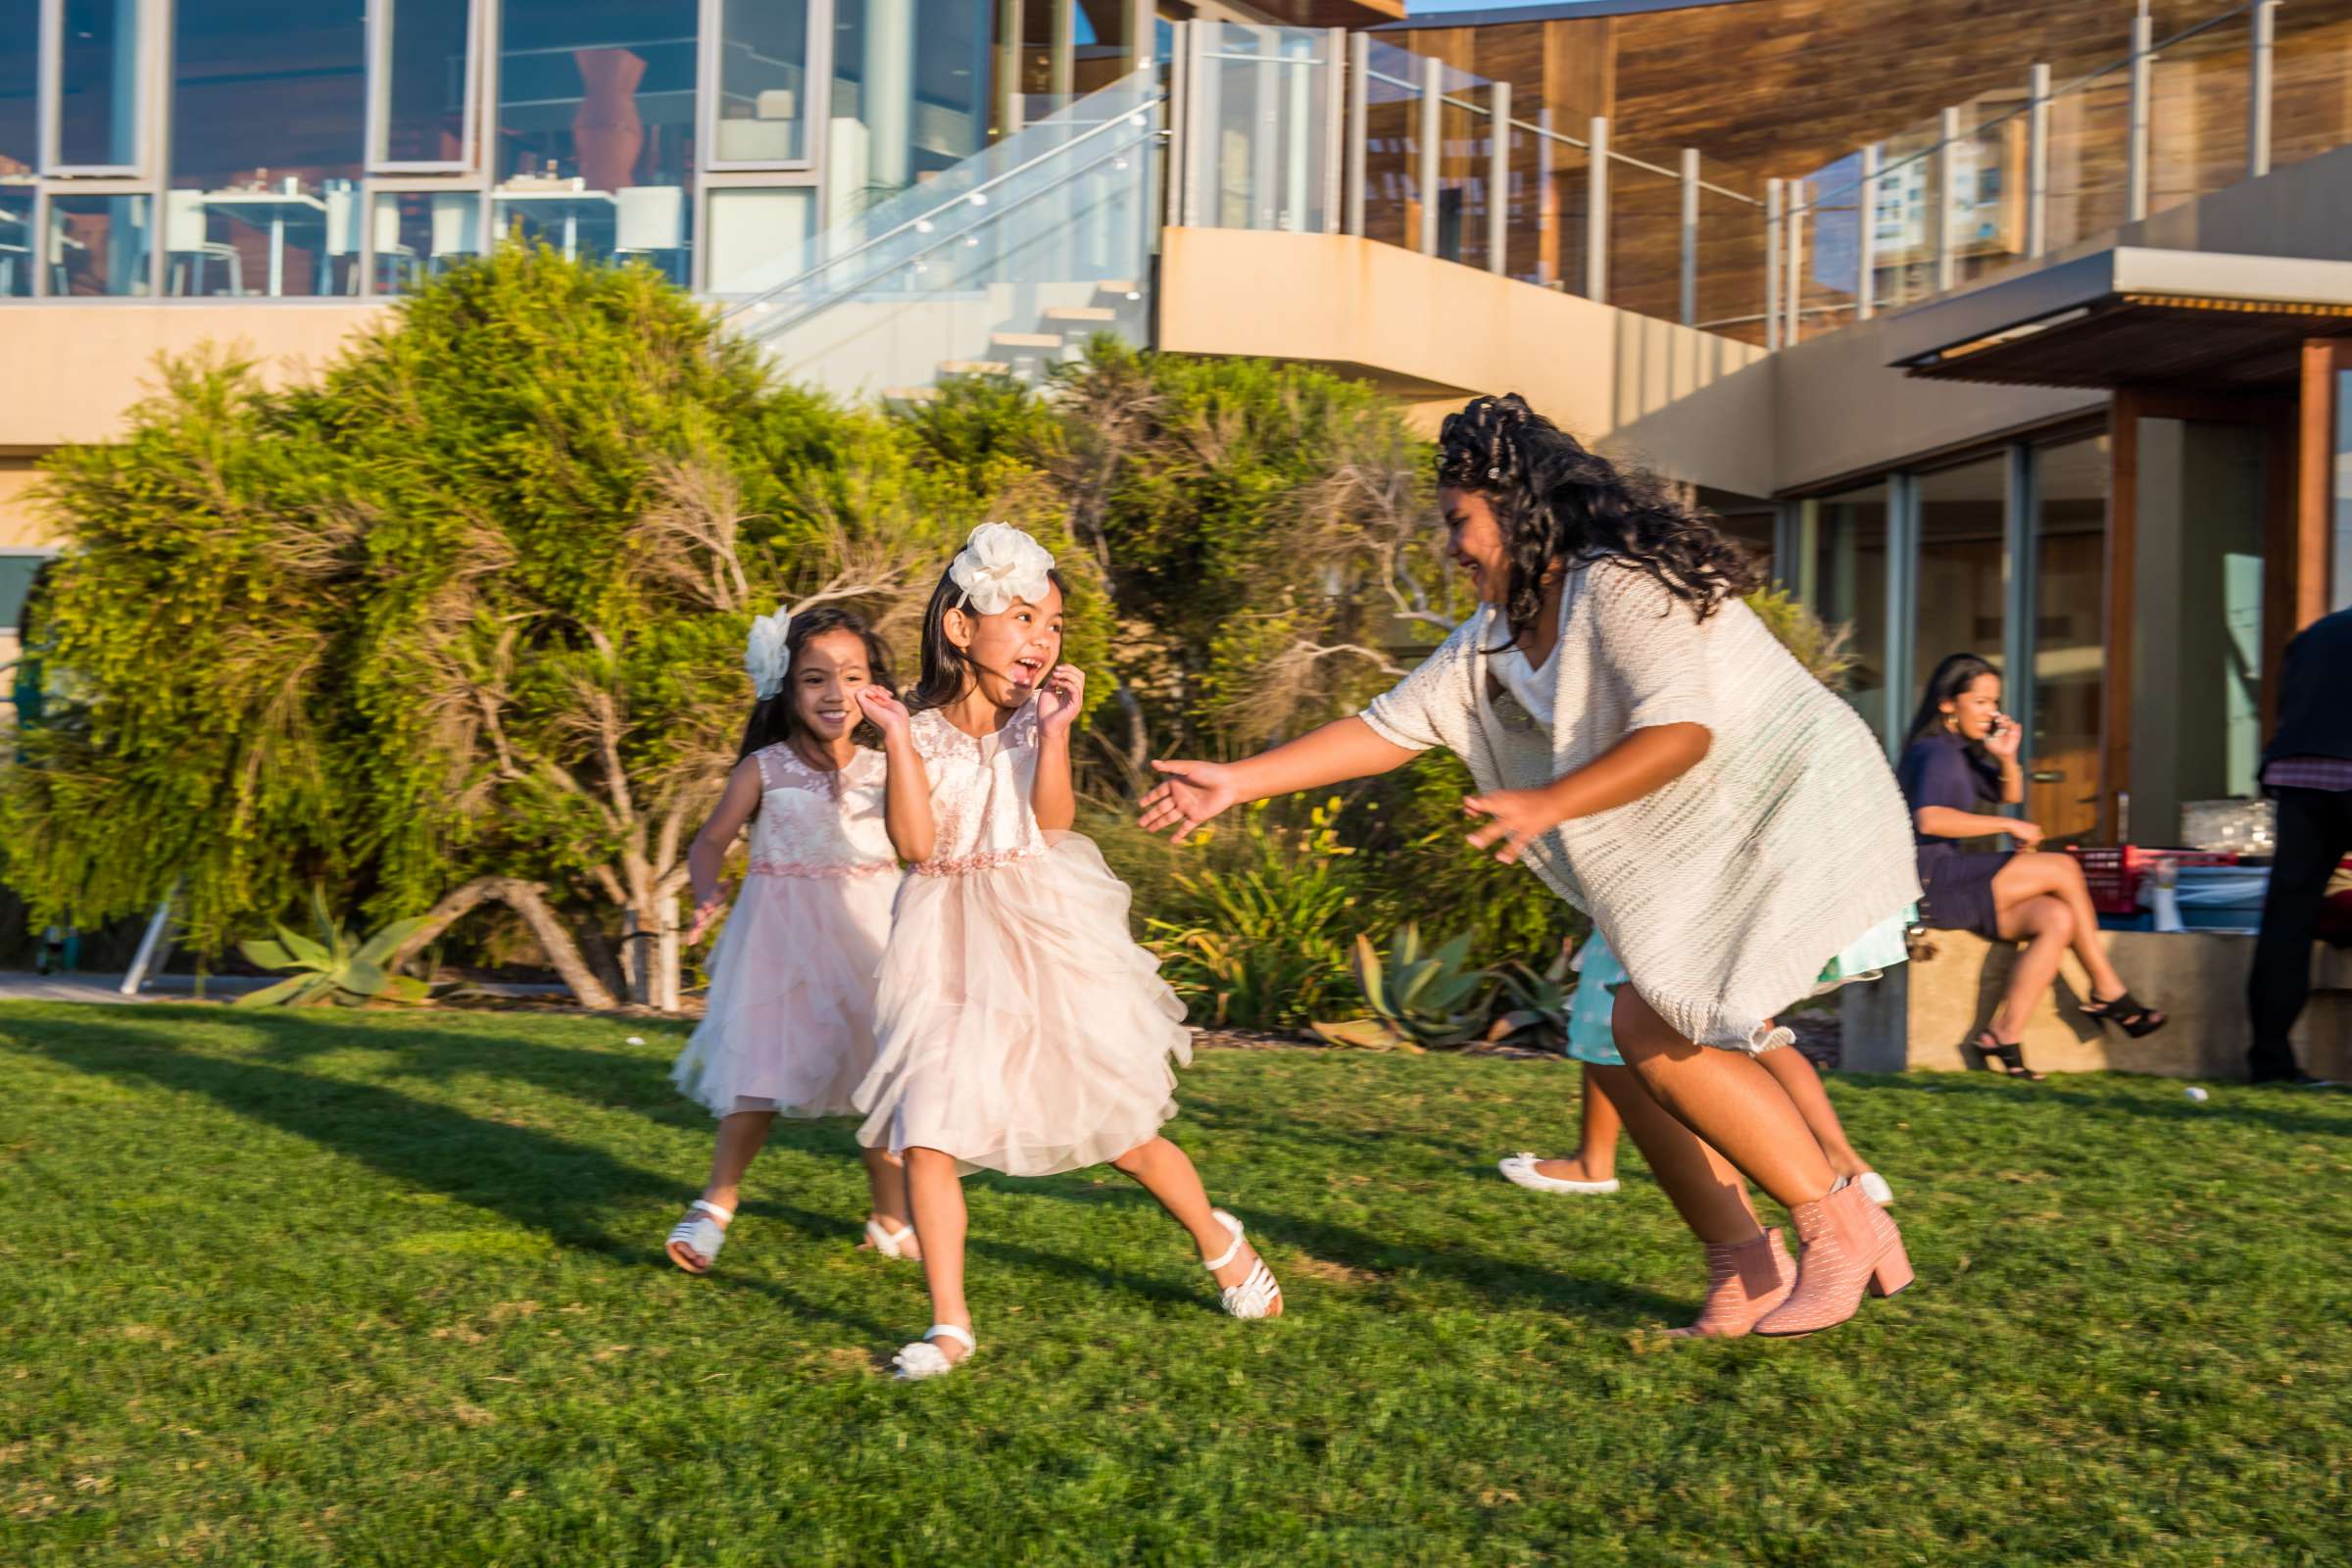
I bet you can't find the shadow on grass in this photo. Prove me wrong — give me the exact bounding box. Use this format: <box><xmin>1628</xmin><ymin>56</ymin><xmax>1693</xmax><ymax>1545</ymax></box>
<box><xmin>1850</xmin><ymin>1068</ymin><xmax>2352</xmax><ymax>1140</ymax></box>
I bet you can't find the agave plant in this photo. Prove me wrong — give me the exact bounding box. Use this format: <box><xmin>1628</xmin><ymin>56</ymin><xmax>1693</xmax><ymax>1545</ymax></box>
<box><xmin>1312</xmin><ymin>923</ymin><xmax>1493</xmax><ymax>1052</ymax></box>
<box><xmin>1488</xmin><ymin>940</ymin><xmax>1578</xmax><ymax>1051</ymax></box>
<box><xmin>235</xmin><ymin>890</ymin><xmax>433</xmax><ymax>1009</ymax></box>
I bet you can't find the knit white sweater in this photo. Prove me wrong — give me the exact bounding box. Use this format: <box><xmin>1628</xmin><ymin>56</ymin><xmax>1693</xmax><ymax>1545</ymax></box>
<box><xmin>1362</xmin><ymin>561</ymin><xmax>1921</xmax><ymax>1053</ymax></box>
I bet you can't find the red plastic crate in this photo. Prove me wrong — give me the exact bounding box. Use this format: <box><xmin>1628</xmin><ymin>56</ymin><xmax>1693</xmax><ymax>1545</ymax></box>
<box><xmin>2068</xmin><ymin>846</ymin><xmax>2241</xmax><ymax>915</ymax></box>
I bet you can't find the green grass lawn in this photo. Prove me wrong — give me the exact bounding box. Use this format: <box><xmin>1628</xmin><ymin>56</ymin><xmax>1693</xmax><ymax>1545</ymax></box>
<box><xmin>2</xmin><ymin>1004</ymin><xmax>2348</xmax><ymax>1566</ymax></box>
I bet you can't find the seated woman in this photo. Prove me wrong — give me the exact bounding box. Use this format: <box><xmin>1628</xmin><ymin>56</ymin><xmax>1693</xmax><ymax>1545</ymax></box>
<box><xmin>1898</xmin><ymin>653</ymin><xmax>2166</xmax><ymax>1078</ymax></box>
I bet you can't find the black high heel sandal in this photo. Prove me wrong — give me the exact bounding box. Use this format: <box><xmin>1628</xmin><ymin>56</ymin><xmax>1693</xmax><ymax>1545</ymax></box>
<box><xmin>2082</xmin><ymin>988</ymin><xmax>2167</xmax><ymax>1039</ymax></box>
<box><xmin>1966</xmin><ymin>1030</ymin><xmax>2045</xmax><ymax>1081</ymax></box>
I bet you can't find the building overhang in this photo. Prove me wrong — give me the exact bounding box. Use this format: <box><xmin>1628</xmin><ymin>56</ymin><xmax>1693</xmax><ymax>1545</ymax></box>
<box><xmin>1886</xmin><ymin>247</ymin><xmax>2352</xmax><ymax>390</ymax></box>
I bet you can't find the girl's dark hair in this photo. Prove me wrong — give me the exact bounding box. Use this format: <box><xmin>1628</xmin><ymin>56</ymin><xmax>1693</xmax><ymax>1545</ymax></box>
<box><xmin>906</xmin><ymin>563</ymin><xmax>1069</xmax><ymax>712</ymax></box>
<box><xmin>1436</xmin><ymin>393</ymin><xmax>1757</xmax><ymax>641</ymax></box>
<box><xmin>1904</xmin><ymin>652</ymin><xmax>2002</xmax><ymax>750</ymax></box>
<box><xmin>735</xmin><ymin>606</ymin><xmax>898</xmax><ymax>761</ymax></box>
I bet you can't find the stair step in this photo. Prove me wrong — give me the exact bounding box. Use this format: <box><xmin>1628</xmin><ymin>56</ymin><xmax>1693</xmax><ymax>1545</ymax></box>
<box><xmin>1043</xmin><ymin>306</ymin><xmax>1118</xmax><ymax>322</ymax></box>
<box><xmin>991</xmin><ymin>332</ymin><xmax>1066</xmax><ymax>349</ymax></box>
<box><xmin>938</xmin><ymin>361</ymin><xmax>1012</xmax><ymax>376</ymax></box>
<box><xmin>881</xmin><ymin>385</ymin><xmax>939</xmax><ymax>403</ymax></box>
<box><xmin>1093</xmin><ymin>280</ymin><xmax>1142</xmax><ymax>296</ymax></box>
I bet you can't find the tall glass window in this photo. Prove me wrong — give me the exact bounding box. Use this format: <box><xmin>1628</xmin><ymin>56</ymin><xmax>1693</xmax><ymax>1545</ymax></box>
<box><xmin>1814</xmin><ymin>482</ymin><xmax>1890</xmax><ymax>740</ymax></box>
<box><xmin>1913</xmin><ymin>455</ymin><xmax>2008</xmax><ymax>707</ymax></box>
<box><xmin>707</xmin><ymin>185</ymin><xmax>814</xmax><ymax>294</ymax></box>
<box><xmin>2029</xmin><ymin>436</ymin><xmax>2108</xmax><ymax>845</ymax></box>
<box><xmin>829</xmin><ymin>0</ymin><xmax>988</xmax><ymax>225</ymax></box>
<box><xmin>56</xmin><ymin>0</ymin><xmax>143</xmax><ymax>169</ymax></box>
<box><xmin>2</xmin><ymin>0</ymin><xmax>38</xmax><ymax>177</ymax></box>
<box><xmin>375</xmin><ymin>0</ymin><xmax>475</xmax><ymax>167</ymax></box>
<box><xmin>496</xmin><ymin>0</ymin><xmax>697</xmax><ymax>285</ymax></box>
<box><xmin>48</xmin><ymin>191</ymin><xmax>149</xmax><ymax>294</ymax></box>
<box><xmin>2336</xmin><ymin>368</ymin><xmax>2352</xmax><ymax>613</ymax></box>
<box><xmin>712</xmin><ymin>0</ymin><xmax>809</xmax><ymax>165</ymax></box>
<box><xmin>170</xmin><ymin>0</ymin><xmax>366</xmax><ymax>297</ymax></box>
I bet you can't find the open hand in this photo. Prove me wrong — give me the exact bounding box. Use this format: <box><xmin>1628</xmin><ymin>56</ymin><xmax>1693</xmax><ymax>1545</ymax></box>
<box><xmin>1139</xmin><ymin>760</ymin><xmax>1240</xmax><ymax>843</ymax></box>
<box><xmin>686</xmin><ymin>882</ymin><xmax>732</xmax><ymax>944</ymax></box>
<box><xmin>857</xmin><ymin>685</ymin><xmax>913</xmax><ymax>743</ymax></box>
<box><xmin>1984</xmin><ymin>712</ymin><xmax>2024</xmax><ymax>761</ymax></box>
<box><xmin>1463</xmin><ymin>786</ymin><xmax>1567</xmax><ymax>865</ymax></box>
<box><xmin>1038</xmin><ymin>664</ymin><xmax>1086</xmax><ymax>735</ymax></box>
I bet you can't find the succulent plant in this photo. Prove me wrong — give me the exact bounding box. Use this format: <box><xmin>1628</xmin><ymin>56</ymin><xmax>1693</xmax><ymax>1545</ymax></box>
<box><xmin>235</xmin><ymin>889</ymin><xmax>433</xmax><ymax>1009</ymax></box>
<box><xmin>1312</xmin><ymin>923</ymin><xmax>1493</xmax><ymax>1052</ymax></box>
<box><xmin>1487</xmin><ymin>940</ymin><xmax>1578</xmax><ymax>1051</ymax></box>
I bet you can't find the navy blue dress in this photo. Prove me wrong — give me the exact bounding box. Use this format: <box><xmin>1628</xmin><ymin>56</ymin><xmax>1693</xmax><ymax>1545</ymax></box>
<box><xmin>1896</xmin><ymin>735</ymin><xmax>2013</xmax><ymax>937</ymax></box>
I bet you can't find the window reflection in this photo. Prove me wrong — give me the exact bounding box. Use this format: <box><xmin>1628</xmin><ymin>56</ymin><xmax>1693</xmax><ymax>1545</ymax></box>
<box><xmin>59</xmin><ymin>0</ymin><xmax>142</xmax><ymax>168</ymax></box>
<box><xmin>49</xmin><ymin>192</ymin><xmax>150</xmax><ymax>295</ymax></box>
<box><xmin>496</xmin><ymin>0</ymin><xmax>697</xmax><ymax>285</ymax></box>
<box><xmin>707</xmin><ymin>186</ymin><xmax>813</xmax><ymax>294</ymax></box>
<box><xmin>1913</xmin><ymin>455</ymin><xmax>2008</xmax><ymax>703</ymax></box>
<box><xmin>368</xmin><ymin>190</ymin><xmax>483</xmax><ymax>293</ymax></box>
<box><xmin>0</xmin><ymin>191</ymin><xmax>31</xmax><ymax>297</ymax></box>
<box><xmin>2030</xmin><ymin>436</ymin><xmax>2108</xmax><ymax>844</ymax></box>
<box><xmin>1815</xmin><ymin>483</ymin><xmax>1889</xmax><ymax>741</ymax></box>
<box><xmin>380</xmin><ymin>0</ymin><xmax>474</xmax><ymax>166</ymax></box>
<box><xmin>2</xmin><ymin>0</ymin><xmax>39</xmax><ymax>177</ymax></box>
<box><xmin>170</xmin><ymin>0</ymin><xmax>366</xmax><ymax>297</ymax></box>
<box><xmin>714</xmin><ymin>0</ymin><xmax>809</xmax><ymax>164</ymax></box>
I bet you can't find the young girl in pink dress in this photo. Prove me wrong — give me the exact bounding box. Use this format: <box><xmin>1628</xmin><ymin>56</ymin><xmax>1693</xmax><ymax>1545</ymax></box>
<box><xmin>852</xmin><ymin>524</ymin><xmax>1282</xmax><ymax>1378</ymax></box>
<box><xmin>662</xmin><ymin>606</ymin><xmax>920</xmax><ymax>1274</ymax></box>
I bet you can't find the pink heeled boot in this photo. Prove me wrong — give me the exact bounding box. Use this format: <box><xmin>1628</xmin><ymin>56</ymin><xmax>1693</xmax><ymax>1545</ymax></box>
<box><xmin>1754</xmin><ymin>1179</ymin><xmax>1913</xmax><ymax>1338</ymax></box>
<box><xmin>1668</xmin><ymin>1227</ymin><xmax>1797</xmax><ymax>1339</ymax></box>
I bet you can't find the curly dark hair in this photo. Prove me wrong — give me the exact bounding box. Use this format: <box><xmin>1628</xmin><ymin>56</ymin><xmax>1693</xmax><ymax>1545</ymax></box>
<box><xmin>1436</xmin><ymin>393</ymin><xmax>1757</xmax><ymax>641</ymax></box>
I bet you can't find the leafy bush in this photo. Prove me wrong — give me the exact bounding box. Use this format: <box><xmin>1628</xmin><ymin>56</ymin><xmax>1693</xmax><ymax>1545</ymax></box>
<box><xmin>1311</xmin><ymin>923</ymin><xmax>1494</xmax><ymax>1052</ymax></box>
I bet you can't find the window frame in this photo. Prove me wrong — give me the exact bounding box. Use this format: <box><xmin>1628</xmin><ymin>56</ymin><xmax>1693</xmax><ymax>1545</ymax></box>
<box><xmin>367</xmin><ymin>0</ymin><xmax>487</xmax><ymax>175</ymax></box>
<box><xmin>38</xmin><ymin>0</ymin><xmax>156</xmax><ymax>178</ymax></box>
<box><xmin>697</xmin><ymin>0</ymin><xmax>828</xmax><ymax>175</ymax></box>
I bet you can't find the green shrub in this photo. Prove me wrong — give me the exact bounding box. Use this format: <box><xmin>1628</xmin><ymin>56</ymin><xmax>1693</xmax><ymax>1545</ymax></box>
<box><xmin>1311</xmin><ymin>922</ymin><xmax>1494</xmax><ymax>1052</ymax></box>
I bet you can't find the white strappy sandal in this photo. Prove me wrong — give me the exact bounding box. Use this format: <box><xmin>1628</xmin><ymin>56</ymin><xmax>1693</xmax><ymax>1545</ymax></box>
<box><xmin>1204</xmin><ymin>1210</ymin><xmax>1283</xmax><ymax>1320</ymax></box>
<box><xmin>863</xmin><ymin>1218</ymin><xmax>919</xmax><ymax>1259</ymax></box>
<box><xmin>665</xmin><ymin>1199</ymin><xmax>732</xmax><ymax>1274</ymax></box>
<box><xmin>1498</xmin><ymin>1152</ymin><xmax>1622</xmax><ymax>1195</ymax></box>
<box><xmin>892</xmin><ymin>1323</ymin><xmax>976</xmax><ymax>1381</ymax></box>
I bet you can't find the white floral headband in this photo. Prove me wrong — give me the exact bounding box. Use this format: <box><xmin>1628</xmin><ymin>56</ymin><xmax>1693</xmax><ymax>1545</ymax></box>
<box><xmin>744</xmin><ymin>604</ymin><xmax>793</xmax><ymax>700</ymax></box>
<box><xmin>950</xmin><ymin>522</ymin><xmax>1054</xmax><ymax>615</ymax></box>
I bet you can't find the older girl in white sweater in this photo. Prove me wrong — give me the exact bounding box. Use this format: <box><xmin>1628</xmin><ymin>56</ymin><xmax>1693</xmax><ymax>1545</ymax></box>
<box><xmin>1144</xmin><ymin>395</ymin><xmax>1921</xmax><ymax>1339</ymax></box>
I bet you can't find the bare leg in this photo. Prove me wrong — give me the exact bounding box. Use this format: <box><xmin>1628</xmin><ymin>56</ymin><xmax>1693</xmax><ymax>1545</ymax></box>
<box><xmin>857</xmin><ymin>1146</ymin><xmax>922</xmax><ymax>1260</ymax></box>
<box><xmin>1757</xmin><ymin>1046</ymin><xmax>1869</xmax><ymax>1181</ymax></box>
<box><xmin>904</xmin><ymin>1147</ymin><xmax>972</xmax><ymax>1360</ymax></box>
<box><xmin>1613</xmin><ymin>986</ymin><xmax>1837</xmax><ymax>1211</ymax></box>
<box><xmin>1989</xmin><ymin>894</ymin><xmax>2074</xmax><ymax>1041</ymax></box>
<box><xmin>1535</xmin><ymin>1064</ymin><xmax>1623</xmax><ymax>1184</ymax></box>
<box><xmin>1586</xmin><ymin>1062</ymin><xmax>1763</xmax><ymax>1245</ymax></box>
<box><xmin>1110</xmin><ymin>1136</ymin><xmax>1282</xmax><ymax>1315</ymax></box>
<box><xmin>672</xmin><ymin>1107</ymin><xmax>775</xmax><ymax>1269</ymax></box>
<box><xmin>1992</xmin><ymin>852</ymin><xmax>2128</xmax><ymax>1000</ymax></box>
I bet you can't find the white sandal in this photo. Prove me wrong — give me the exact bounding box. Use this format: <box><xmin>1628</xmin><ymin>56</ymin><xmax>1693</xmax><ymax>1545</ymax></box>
<box><xmin>1858</xmin><ymin>1171</ymin><xmax>1896</xmax><ymax>1207</ymax></box>
<box><xmin>1204</xmin><ymin>1210</ymin><xmax>1282</xmax><ymax>1320</ymax></box>
<box><xmin>1498</xmin><ymin>1152</ymin><xmax>1622</xmax><ymax>1195</ymax></box>
<box><xmin>892</xmin><ymin>1323</ymin><xmax>976</xmax><ymax>1381</ymax></box>
<box><xmin>664</xmin><ymin>1199</ymin><xmax>732</xmax><ymax>1274</ymax></box>
<box><xmin>863</xmin><ymin>1217</ymin><xmax>919</xmax><ymax>1259</ymax></box>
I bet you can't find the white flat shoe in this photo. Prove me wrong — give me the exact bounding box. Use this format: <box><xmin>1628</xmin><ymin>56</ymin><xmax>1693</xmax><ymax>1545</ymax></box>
<box><xmin>664</xmin><ymin>1199</ymin><xmax>731</xmax><ymax>1274</ymax></box>
<box><xmin>1204</xmin><ymin>1210</ymin><xmax>1283</xmax><ymax>1319</ymax></box>
<box><xmin>863</xmin><ymin>1217</ymin><xmax>919</xmax><ymax>1259</ymax></box>
<box><xmin>1498</xmin><ymin>1152</ymin><xmax>1621</xmax><ymax>1195</ymax></box>
<box><xmin>1857</xmin><ymin>1171</ymin><xmax>1895</xmax><ymax>1207</ymax></box>
<box><xmin>892</xmin><ymin>1323</ymin><xmax>976</xmax><ymax>1381</ymax></box>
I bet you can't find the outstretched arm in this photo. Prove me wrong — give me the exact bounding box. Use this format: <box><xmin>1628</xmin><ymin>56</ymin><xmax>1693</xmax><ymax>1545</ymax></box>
<box><xmin>1462</xmin><ymin>722</ymin><xmax>1711</xmax><ymax>864</ymax></box>
<box><xmin>684</xmin><ymin>757</ymin><xmax>765</xmax><ymax>942</ymax></box>
<box><xmin>1138</xmin><ymin>716</ymin><xmax>1421</xmax><ymax>842</ymax></box>
<box><xmin>857</xmin><ymin>688</ymin><xmax>937</xmax><ymax>863</ymax></box>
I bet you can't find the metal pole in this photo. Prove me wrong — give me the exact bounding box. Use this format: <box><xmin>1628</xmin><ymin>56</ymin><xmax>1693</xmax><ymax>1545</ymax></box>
<box><xmin>2249</xmin><ymin>0</ymin><xmax>2278</xmax><ymax>179</ymax></box>
<box><xmin>1785</xmin><ymin>176</ymin><xmax>1803</xmax><ymax>344</ymax></box>
<box><xmin>1346</xmin><ymin>32</ymin><xmax>1368</xmax><ymax>238</ymax></box>
<box><xmin>2127</xmin><ymin>4</ymin><xmax>2153</xmax><ymax>223</ymax></box>
<box><xmin>1488</xmin><ymin>81</ymin><xmax>1510</xmax><ymax>275</ymax></box>
<box><xmin>1936</xmin><ymin>105</ymin><xmax>1959</xmax><ymax>293</ymax></box>
<box><xmin>1324</xmin><ymin>27</ymin><xmax>1346</xmax><ymax>235</ymax></box>
<box><xmin>1586</xmin><ymin>114</ymin><xmax>1609</xmax><ymax>303</ymax></box>
<box><xmin>1187</xmin><ymin>18</ymin><xmax>1212</xmax><ymax>228</ymax></box>
<box><xmin>1857</xmin><ymin>142</ymin><xmax>1880</xmax><ymax>319</ymax></box>
<box><xmin>2028</xmin><ymin>63</ymin><xmax>2051</xmax><ymax>259</ymax></box>
<box><xmin>1765</xmin><ymin>176</ymin><xmax>1783</xmax><ymax>351</ymax></box>
<box><xmin>120</xmin><ymin>886</ymin><xmax>179</xmax><ymax>998</ymax></box>
<box><xmin>1679</xmin><ymin>146</ymin><xmax>1698</xmax><ymax>325</ymax></box>
<box><xmin>1166</xmin><ymin>21</ymin><xmax>1189</xmax><ymax>229</ymax></box>
<box><xmin>1418</xmin><ymin>55</ymin><xmax>1441</xmax><ymax>257</ymax></box>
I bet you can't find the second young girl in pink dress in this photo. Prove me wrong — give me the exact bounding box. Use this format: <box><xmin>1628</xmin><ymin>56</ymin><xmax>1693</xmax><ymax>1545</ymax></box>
<box><xmin>853</xmin><ymin>523</ymin><xmax>1283</xmax><ymax>1378</ymax></box>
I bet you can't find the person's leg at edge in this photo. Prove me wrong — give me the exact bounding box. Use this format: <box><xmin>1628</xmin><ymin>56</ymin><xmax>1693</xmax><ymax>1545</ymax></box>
<box><xmin>2247</xmin><ymin>787</ymin><xmax>2352</xmax><ymax>1080</ymax></box>
<box><xmin>1535</xmin><ymin>1064</ymin><xmax>1623</xmax><ymax>1185</ymax></box>
<box><xmin>673</xmin><ymin>1107</ymin><xmax>776</xmax><ymax>1269</ymax></box>
<box><xmin>1987</xmin><ymin>895</ymin><xmax>2073</xmax><ymax>1045</ymax></box>
<box><xmin>904</xmin><ymin>1147</ymin><xmax>973</xmax><ymax>1360</ymax></box>
<box><xmin>1992</xmin><ymin>852</ymin><xmax>2130</xmax><ymax>1003</ymax></box>
<box><xmin>858</xmin><ymin>1146</ymin><xmax>923</xmax><ymax>1259</ymax></box>
<box><xmin>1611</xmin><ymin>986</ymin><xmax>1836</xmax><ymax>1210</ymax></box>
<box><xmin>1110</xmin><ymin>1136</ymin><xmax>1282</xmax><ymax>1314</ymax></box>
<box><xmin>1584</xmin><ymin>1062</ymin><xmax>1758</xmax><ymax>1243</ymax></box>
<box><xmin>1755</xmin><ymin>1045</ymin><xmax>1871</xmax><ymax>1181</ymax></box>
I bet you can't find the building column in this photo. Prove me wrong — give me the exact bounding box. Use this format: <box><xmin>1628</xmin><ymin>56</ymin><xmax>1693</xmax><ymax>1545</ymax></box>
<box><xmin>864</xmin><ymin>0</ymin><xmax>916</xmax><ymax>190</ymax></box>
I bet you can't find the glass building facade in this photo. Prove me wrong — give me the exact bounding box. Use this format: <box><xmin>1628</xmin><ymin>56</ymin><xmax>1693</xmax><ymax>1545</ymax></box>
<box><xmin>0</xmin><ymin>0</ymin><xmax>1152</xmax><ymax>300</ymax></box>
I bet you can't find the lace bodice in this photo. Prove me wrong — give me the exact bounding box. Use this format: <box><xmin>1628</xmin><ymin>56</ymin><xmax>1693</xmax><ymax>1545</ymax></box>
<box><xmin>907</xmin><ymin>705</ymin><xmax>1046</xmax><ymax>873</ymax></box>
<box><xmin>746</xmin><ymin>745</ymin><xmax>898</xmax><ymax>877</ymax></box>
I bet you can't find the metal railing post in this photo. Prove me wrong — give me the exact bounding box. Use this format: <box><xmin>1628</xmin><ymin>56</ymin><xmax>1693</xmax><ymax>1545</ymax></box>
<box><xmin>2249</xmin><ymin>0</ymin><xmax>2278</xmax><ymax>179</ymax></box>
<box><xmin>1324</xmin><ymin>27</ymin><xmax>1346</xmax><ymax>234</ymax></box>
<box><xmin>1765</xmin><ymin>177</ymin><xmax>1784</xmax><ymax>351</ymax></box>
<box><xmin>1785</xmin><ymin>178</ymin><xmax>1804</xmax><ymax>344</ymax></box>
<box><xmin>1488</xmin><ymin>80</ymin><xmax>1510</xmax><ymax>275</ymax></box>
<box><xmin>1346</xmin><ymin>32</ymin><xmax>1368</xmax><ymax>237</ymax></box>
<box><xmin>1166</xmin><ymin>21</ymin><xmax>1189</xmax><ymax>228</ymax></box>
<box><xmin>1857</xmin><ymin>142</ymin><xmax>1880</xmax><ymax>319</ymax></box>
<box><xmin>1417</xmin><ymin>55</ymin><xmax>1441</xmax><ymax>257</ymax></box>
<box><xmin>2127</xmin><ymin>3</ymin><xmax>2153</xmax><ymax>222</ymax></box>
<box><xmin>1935</xmin><ymin>105</ymin><xmax>1959</xmax><ymax>293</ymax></box>
<box><xmin>2028</xmin><ymin>63</ymin><xmax>2051</xmax><ymax>259</ymax></box>
<box><xmin>1679</xmin><ymin>146</ymin><xmax>1698</xmax><ymax>325</ymax></box>
<box><xmin>1586</xmin><ymin>114</ymin><xmax>1609</xmax><ymax>302</ymax></box>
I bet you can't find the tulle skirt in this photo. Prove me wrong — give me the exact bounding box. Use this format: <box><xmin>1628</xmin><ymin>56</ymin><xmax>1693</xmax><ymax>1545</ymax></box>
<box><xmin>670</xmin><ymin>870</ymin><xmax>899</xmax><ymax>1120</ymax></box>
<box><xmin>855</xmin><ymin>834</ymin><xmax>1193</xmax><ymax>1177</ymax></box>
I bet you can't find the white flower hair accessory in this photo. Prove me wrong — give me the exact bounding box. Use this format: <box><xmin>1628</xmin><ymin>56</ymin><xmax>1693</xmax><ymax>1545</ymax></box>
<box><xmin>949</xmin><ymin>522</ymin><xmax>1054</xmax><ymax>616</ymax></box>
<box><xmin>744</xmin><ymin>604</ymin><xmax>793</xmax><ymax>700</ymax></box>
